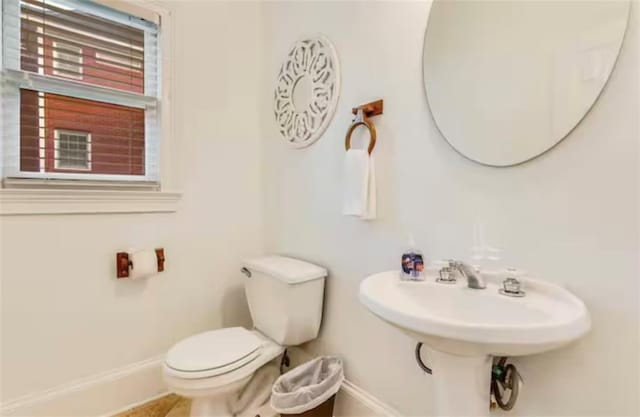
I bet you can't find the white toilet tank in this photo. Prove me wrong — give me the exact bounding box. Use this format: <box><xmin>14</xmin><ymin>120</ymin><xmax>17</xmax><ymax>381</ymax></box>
<box><xmin>242</xmin><ymin>256</ymin><xmax>327</xmax><ymax>346</ymax></box>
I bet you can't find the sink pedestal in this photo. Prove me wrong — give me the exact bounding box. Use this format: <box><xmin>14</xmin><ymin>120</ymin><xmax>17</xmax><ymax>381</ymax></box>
<box><xmin>359</xmin><ymin>271</ymin><xmax>591</xmax><ymax>416</ymax></box>
<box><xmin>428</xmin><ymin>348</ymin><xmax>492</xmax><ymax>417</ymax></box>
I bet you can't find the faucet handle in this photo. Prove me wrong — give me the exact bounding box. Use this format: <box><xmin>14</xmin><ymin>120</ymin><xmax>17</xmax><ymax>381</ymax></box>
<box><xmin>500</xmin><ymin>277</ymin><xmax>526</xmax><ymax>297</ymax></box>
<box><xmin>503</xmin><ymin>277</ymin><xmax>521</xmax><ymax>292</ymax></box>
<box><xmin>437</xmin><ymin>266</ymin><xmax>457</xmax><ymax>284</ymax></box>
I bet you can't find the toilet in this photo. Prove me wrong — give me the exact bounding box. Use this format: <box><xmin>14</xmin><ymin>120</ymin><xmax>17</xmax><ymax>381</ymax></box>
<box><xmin>163</xmin><ymin>255</ymin><xmax>327</xmax><ymax>417</ymax></box>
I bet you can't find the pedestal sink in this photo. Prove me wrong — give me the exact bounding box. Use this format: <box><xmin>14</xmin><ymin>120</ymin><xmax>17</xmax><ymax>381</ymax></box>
<box><xmin>359</xmin><ymin>271</ymin><xmax>590</xmax><ymax>416</ymax></box>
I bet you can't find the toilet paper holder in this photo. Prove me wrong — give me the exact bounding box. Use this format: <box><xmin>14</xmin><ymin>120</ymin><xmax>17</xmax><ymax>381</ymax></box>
<box><xmin>117</xmin><ymin>248</ymin><xmax>165</xmax><ymax>278</ymax></box>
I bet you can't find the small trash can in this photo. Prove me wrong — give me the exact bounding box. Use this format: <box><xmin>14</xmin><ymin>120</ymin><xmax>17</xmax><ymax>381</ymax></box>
<box><xmin>271</xmin><ymin>356</ymin><xmax>343</xmax><ymax>417</ymax></box>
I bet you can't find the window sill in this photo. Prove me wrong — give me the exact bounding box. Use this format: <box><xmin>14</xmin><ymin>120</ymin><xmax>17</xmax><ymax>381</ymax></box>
<box><xmin>0</xmin><ymin>189</ymin><xmax>182</xmax><ymax>215</ymax></box>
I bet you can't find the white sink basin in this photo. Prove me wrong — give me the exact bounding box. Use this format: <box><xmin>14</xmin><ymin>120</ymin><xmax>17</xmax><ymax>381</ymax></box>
<box><xmin>359</xmin><ymin>271</ymin><xmax>590</xmax><ymax>416</ymax></box>
<box><xmin>359</xmin><ymin>271</ymin><xmax>590</xmax><ymax>356</ymax></box>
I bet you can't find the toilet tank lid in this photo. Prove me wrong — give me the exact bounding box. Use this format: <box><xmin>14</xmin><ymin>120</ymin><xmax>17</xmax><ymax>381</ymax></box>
<box><xmin>243</xmin><ymin>255</ymin><xmax>327</xmax><ymax>284</ymax></box>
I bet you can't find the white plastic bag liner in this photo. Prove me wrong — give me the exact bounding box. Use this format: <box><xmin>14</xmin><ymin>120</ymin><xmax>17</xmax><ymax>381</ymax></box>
<box><xmin>270</xmin><ymin>356</ymin><xmax>344</xmax><ymax>414</ymax></box>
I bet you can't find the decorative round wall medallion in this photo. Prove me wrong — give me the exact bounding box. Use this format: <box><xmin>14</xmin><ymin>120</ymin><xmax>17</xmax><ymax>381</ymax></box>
<box><xmin>274</xmin><ymin>35</ymin><xmax>340</xmax><ymax>148</ymax></box>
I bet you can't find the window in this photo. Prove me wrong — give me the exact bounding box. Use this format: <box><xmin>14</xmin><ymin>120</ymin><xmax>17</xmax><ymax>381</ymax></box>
<box><xmin>95</xmin><ymin>51</ymin><xmax>143</xmax><ymax>72</ymax></box>
<box><xmin>1</xmin><ymin>0</ymin><xmax>161</xmax><ymax>183</ymax></box>
<box><xmin>54</xmin><ymin>129</ymin><xmax>90</xmax><ymax>170</ymax></box>
<box><xmin>52</xmin><ymin>41</ymin><xmax>83</xmax><ymax>80</ymax></box>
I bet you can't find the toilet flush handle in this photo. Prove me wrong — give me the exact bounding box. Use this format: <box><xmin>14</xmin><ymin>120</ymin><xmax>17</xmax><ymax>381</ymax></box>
<box><xmin>240</xmin><ymin>267</ymin><xmax>252</xmax><ymax>278</ymax></box>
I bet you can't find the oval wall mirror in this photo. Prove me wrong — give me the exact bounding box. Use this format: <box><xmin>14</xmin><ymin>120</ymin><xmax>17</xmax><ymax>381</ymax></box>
<box><xmin>423</xmin><ymin>0</ymin><xmax>630</xmax><ymax>167</ymax></box>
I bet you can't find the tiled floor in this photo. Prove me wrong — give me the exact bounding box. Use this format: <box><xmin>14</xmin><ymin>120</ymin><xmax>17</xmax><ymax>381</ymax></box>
<box><xmin>112</xmin><ymin>395</ymin><xmax>191</xmax><ymax>417</ymax></box>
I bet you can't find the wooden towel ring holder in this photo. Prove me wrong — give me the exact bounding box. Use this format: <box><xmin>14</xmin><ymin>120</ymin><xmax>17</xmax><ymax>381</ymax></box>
<box><xmin>345</xmin><ymin>99</ymin><xmax>384</xmax><ymax>155</ymax></box>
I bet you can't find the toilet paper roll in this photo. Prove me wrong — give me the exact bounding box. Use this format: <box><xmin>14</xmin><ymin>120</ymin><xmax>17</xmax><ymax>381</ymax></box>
<box><xmin>129</xmin><ymin>249</ymin><xmax>158</xmax><ymax>279</ymax></box>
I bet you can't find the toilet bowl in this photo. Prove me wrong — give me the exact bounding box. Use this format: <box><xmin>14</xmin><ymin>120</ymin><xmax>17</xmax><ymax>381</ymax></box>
<box><xmin>163</xmin><ymin>256</ymin><xmax>327</xmax><ymax>417</ymax></box>
<box><xmin>164</xmin><ymin>328</ymin><xmax>284</xmax><ymax>417</ymax></box>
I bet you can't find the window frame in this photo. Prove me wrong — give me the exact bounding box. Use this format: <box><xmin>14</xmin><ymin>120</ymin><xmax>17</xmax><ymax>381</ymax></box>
<box><xmin>54</xmin><ymin>129</ymin><xmax>92</xmax><ymax>171</ymax></box>
<box><xmin>51</xmin><ymin>41</ymin><xmax>84</xmax><ymax>81</ymax></box>
<box><xmin>0</xmin><ymin>0</ymin><xmax>168</xmax><ymax>186</ymax></box>
<box><xmin>0</xmin><ymin>1</ymin><xmax>180</xmax><ymax>215</ymax></box>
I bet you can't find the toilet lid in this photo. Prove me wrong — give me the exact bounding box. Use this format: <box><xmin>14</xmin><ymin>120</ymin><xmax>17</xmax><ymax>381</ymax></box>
<box><xmin>165</xmin><ymin>327</ymin><xmax>263</xmax><ymax>376</ymax></box>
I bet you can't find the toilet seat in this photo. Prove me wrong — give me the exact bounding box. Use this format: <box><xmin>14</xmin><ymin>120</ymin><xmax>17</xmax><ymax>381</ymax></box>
<box><xmin>163</xmin><ymin>329</ymin><xmax>285</xmax><ymax>396</ymax></box>
<box><xmin>165</xmin><ymin>327</ymin><xmax>263</xmax><ymax>379</ymax></box>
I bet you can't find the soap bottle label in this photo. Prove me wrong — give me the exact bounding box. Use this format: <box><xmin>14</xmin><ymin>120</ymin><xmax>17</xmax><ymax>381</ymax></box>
<box><xmin>401</xmin><ymin>253</ymin><xmax>424</xmax><ymax>280</ymax></box>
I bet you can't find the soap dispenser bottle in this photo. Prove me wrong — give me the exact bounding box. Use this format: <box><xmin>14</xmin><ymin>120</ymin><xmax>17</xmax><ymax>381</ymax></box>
<box><xmin>401</xmin><ymin>235</ymin><xmax>425</xmax><ymax>281</ymax></box>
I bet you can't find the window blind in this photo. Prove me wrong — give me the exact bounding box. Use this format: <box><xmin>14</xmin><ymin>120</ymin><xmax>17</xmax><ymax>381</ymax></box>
<box><xmin>1</xmin><ymin>0</ymin><xmax>160</xmax><ymax>182</ymax></box>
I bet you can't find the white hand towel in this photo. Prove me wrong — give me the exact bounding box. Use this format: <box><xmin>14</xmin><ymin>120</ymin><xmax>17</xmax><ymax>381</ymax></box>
<box><xmin>343</xmin><ymin>149</ymin><xmax>376</xmax><ymax>220</ymax></box>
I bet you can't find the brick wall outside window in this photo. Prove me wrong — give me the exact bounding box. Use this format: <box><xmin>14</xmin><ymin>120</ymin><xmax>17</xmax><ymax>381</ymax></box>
<box><xmin>19</xmin><ymin>17</ymin><xmax>146</xmax><ymax>176</ymax></box>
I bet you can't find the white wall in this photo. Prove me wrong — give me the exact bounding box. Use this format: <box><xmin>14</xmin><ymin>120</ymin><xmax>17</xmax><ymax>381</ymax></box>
<box><xmin>261</xmin><ymin>2</ymin><xmax>639</xmax><ymax>416</ymax></box>
<box><xmin>0</xmin><ymin>0</ymin><xmax>263</xmax><ymax>407</ymax></box>
<box><xmin>2</xmin><ymin>1</ymin><xmax>638</xmax><ymax>416</ymax></box>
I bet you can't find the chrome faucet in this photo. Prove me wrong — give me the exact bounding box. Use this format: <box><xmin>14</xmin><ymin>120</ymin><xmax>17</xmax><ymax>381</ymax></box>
<box><xmin>448</xmin><ymin>260</ymin><xmax>486</xmax><ymax>289</ymax></box>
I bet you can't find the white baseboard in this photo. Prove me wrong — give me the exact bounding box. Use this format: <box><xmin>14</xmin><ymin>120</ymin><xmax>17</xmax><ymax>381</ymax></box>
<box><xmin>1</xmin><ymin>351</ymin><xmax>399</xmax><ymax>417</ymax></box>
<box><xmin>1</xmin><ymin>356</ymin><xmax>168</xmax><ymax>417</ymax></box>
<box><xmin>335</xmin><ymin>380</ymin><xmax>402</xmax><ymax>417</ymax></box>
